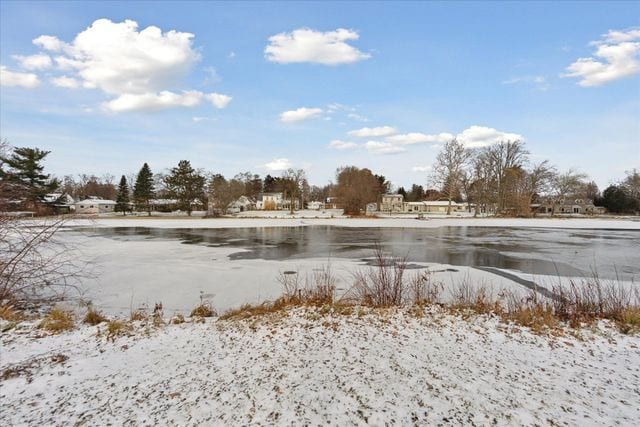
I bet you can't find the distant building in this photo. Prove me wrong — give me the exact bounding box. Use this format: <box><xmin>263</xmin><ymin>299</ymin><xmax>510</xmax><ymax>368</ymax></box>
<box><xmin>380</xmin><ymin>194</ymin><xmax>404</xmax><ymax>213</ymax></box>
<box><xmin>226</xmin><ymin>196</ymin><xmax>256</xmax><ymax>214</ymax></box>
<box><xmin>74</xmin><ymin>198</ymin><xmax>116</xmax><ymax>214</ymax></box>
<box><xmin>536</xmin><ymin>198</ymin><xmax>605</xmax><ymax>215</ymax></box>
<box><xmin>43</xmin><ymin>193</ymin><xmax>75</xmax><ymax>214</ymax></box>
<box><xmin>308</xmin><ymin>201</ymin><xmax>325</xmax><ymax>210</ymax></box>
<box><xmin>256</xmin><ymin>193</ymin><xmax>284</xmax><ymax>210</ymax></box>
<box><xmin>403</xmin><ymin>201</ymin><xmax>470</xmax><ymax>214</ymax></box>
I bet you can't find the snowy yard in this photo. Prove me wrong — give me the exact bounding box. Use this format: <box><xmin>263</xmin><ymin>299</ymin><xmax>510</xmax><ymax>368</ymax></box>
<box><xmin>1</xmin><ymin>308</ymin><xmax>639</xmax><ymax>425</ymax></box>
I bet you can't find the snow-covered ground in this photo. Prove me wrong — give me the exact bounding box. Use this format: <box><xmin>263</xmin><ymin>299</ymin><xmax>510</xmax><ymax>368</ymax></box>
<box><xmin>61</xmin><ymin>216</ymin><xmax>640</xmax><ymax>230</ymax></box>
<box><xmin>1</xmin><ymin>308</ymin><xmax>638</xmax><ymax>425</ymax></box>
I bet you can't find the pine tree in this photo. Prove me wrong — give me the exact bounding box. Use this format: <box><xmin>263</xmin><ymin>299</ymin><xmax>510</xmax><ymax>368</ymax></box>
<box><xmin>115</xmin><ymin>175</ymin><xmax>130</xmax><ymax>216</ymax></box>
<box><xmin>133</xmin><ymin>163</ymin><xmax>155</xmax><ymax>216</ymax></box>
<box><xmin>164</xmin><ymin>160</ymin><xmax>205</xmax><ymax>216</ymax></box>
<box><xmin>0</xmin><ymin>146</ymin><xmax>59</xmax><ymax>209</ymax></box>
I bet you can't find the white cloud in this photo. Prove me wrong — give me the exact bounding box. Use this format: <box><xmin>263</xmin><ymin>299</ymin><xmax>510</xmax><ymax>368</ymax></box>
<box><xmin>456</xmin><ymin>125</ymin><xmax>523</xmax><ymax>148</ymax></box>
<box><xmin>0</xmin><ymin>65</ymin><xmax>40</xmax><ymax>88</ymax></box>
<box><xmin>412</xmin><ymin>166</ymin><xmax>432</xmax><ymax>173</ymax></box>
<box><xmin>263</xmin><ymin>158</ymin><xmax>292</xmax><ymax>171</ymax></box>
<box><xmin>348</xmin><ymin>126</ymin><xmax>397</xmax><ymax>138</ymax></box>
<box><xmin>265</xmin><ymin>28</ymin><xmax>370</xmax><ymax>65</ymax></box>
<box><xmin>328</xmin><ymin>139</ymin><xmax>359</xmax><ymax>150</ymax></box>
<box><xmin>502</xmin><ymin>75</ymin><xmax>550</xmax><ymax>91</ymax></box>
<box><xmin>50</xmin><ymin>75</ymin><xmax>81</xmax><ymax>88</ymax></box>
<box><xmin>279</xmin><ymin>107</ymin><xmax>323</xmax><ymax>123</ymax></box>
<box><xmin>12</xmin><ymin>53</ymin><xmax>52</xmax><ymax>70</ymax></box>
<box><xmin>365</xmin><ymin>141</ymin><xmax>406</xmax><ymax>155</ymax></box>
<box><xmin>102</xmin><ymin>90</ymin><xmax>231</xmax><ymax>113</ymax></box>
<box><xmin>25</xmin><ymin>19</ymin><xmax>232</xmax><ymax>112</ymax></box>
<box><xmin>563</xmin><ymin>27</ymin><xmax>640</xmax><ymax>86</ymax></box>
<box><xmin>386</xmin><ymin>132</ymin><xmax>453</xmax><ymax>145</ymax></box>
<box><xmin>192</xmin><ymin>116</ymin><xmax>217</xmax><ymax>123</ymax></box>
<box><xmin>205</xmin><ymin>93</ymin><xmax>232</xmax><ymax>109</ymax></box>
<box><xmin>32</xmin><ymin>35</ymin><xmax>67</xmax><ymax>52</ymax></box>
<box><xmin>347</xmin><ymin>112</ymin><xmax>369</xmax><ymax>122</ymax></box>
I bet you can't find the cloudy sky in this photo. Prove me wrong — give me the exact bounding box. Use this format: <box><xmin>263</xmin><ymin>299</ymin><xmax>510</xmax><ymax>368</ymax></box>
<box><xmin>1</xmin><ymin>1</ymin><xmax>638</xmax><ymax>189</ymax></box>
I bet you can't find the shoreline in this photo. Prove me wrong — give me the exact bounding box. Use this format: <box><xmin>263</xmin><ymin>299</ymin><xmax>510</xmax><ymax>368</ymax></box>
<box><xmin>58</xmin><ymin>215</ymin><xmax>640</xmax><ymax>230</ymax></box>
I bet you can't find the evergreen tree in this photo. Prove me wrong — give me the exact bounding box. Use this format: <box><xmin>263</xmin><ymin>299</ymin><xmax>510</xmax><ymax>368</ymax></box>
<box><xmin>115</xmin><ymin>175</ymin><xmax>130</xmax><ymax>216</ymax></box>
<box><xmin>133</xmin><ymin>163</ymin><xmax>155</xmax><ymax>216</ymax></box>
<box><xmin>0</xmin><ymin>146</ymin><xmax>58</xmax><ymax>209</ymax></box>
<box><xmin>164</xmin><ymin>160</ymin><xmax>205</xmax><ymax>216</ymax></box>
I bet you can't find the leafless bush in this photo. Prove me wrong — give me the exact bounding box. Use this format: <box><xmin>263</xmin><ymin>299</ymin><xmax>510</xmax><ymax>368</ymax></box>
<box><xmin>277</xmin><ymin>265</ymin><xmax>336</xmax><ymax>305</ymax></box>
<box><xmin>551</xmin><ymin>276</ymin><xmax>639</xmax><ymax>325</ymax></box>
<box><xmin>349</xmin><ymin>246</ymin><xmax>408</xmax><ymax>307</ymax></box>
<box><xmin>0</xmin><ymin>215</ymin><xmax>85</xmax><ymax>305</ymax></box>
<box><xmin>409</xmin><ymin>270</ymin><xmax>443</xmax><ymax>305</ymax></box>
<box><xmin>451</xmin><ymin>277</ymin><xmax>498</xmax><ymax>313</ymax></box>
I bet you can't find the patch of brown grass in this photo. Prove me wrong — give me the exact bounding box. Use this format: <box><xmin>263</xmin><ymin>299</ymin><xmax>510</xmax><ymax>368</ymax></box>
<box><xmin>106</xmin><ymin>320</ymin><xmax>132</xmax><ymax>341</ymax></box>
<box><xmin>83</xmin><ymin>308</ymin><xmax>108</xmax><ymax>325</ymax></box>
<box><xmin>38</xmin><ymin>309</ymin><xmax>74</xmax><ymax>333</ymax></box>
<box><xmin>130</xmin><ymin>309</ymin><xmax>147</xmax><ymax>321</ymax></box>
<box><xmin>618</xmin><ymin>307</ymin><xmax>640</xmax><ymax>334</ymax></box>
<box><xmin>170</xmin><ymin>314</ymin><xmax>185</xmax><ymax>324</ymax></box>
<box><xmin>190</xmin><ymin>302</ymin><xmax>216</xmax><ymax>318</ymax></box>
<box><xmin>0</xmin><ymin>304</ymin><xmax>23</xmax><ymax>321</ymax></box>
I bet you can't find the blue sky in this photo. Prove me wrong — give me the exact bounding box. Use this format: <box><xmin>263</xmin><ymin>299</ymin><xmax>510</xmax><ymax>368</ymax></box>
<box><xmin>1</xmin><ymin>1</ymin><xmax>638</xmax><ymax>189</ymax></box>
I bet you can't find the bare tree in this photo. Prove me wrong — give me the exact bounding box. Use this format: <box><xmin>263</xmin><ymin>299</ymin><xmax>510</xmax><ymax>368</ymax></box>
<box><xmin>431</xmin><ymin>139</ymin><xmax>472</xmax><ymax>215</ymax></box>
<box><xmin>0</xmin><ymin>216</ymin><xmax>85</xmax><ymax>304</ymax></box>
<box><xmin>281</xmin><ymin>169</ymin><xmax>306</xmax><ymax>214</ymax></box>
<box><xmin>551</xmin><ymin>169</ymin><xmax>588</xmax><ymax>215</ymax></box>
<box><xmin>478</xmin><ymin>140</ymin><xmax>529</xmax><ymax>214</ymax></box>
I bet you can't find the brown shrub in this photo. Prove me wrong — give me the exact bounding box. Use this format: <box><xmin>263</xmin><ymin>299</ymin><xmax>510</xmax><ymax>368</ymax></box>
<box><xmin>39</xmin><ymin>309</ymin><xmax>74</xmax><ymax>333</ymax></box>
<box><xmin>0</xmin><ymin>304</ymin><xmax>22</xmax><ymax>321</ymax></box>
<box><xmin>83</xmin><ymin>308</ymin><xmax>108</xmax><ymax>325</ymax></box>
<box><xmin>190</xmin><ymin>303</ymin><xmax>216</xmax><ymax>318</ymax></box>
<box><xmin>106</xmin><ymin>320</ymin><xmax>132</xmax><ymax>341</ymax></box>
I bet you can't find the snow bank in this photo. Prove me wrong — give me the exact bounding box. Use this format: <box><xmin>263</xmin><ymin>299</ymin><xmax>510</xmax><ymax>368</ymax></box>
<box><xmin>1</xmin><ymin>309</ymin><xmax>638</xmax><ymax>425</ymax></box>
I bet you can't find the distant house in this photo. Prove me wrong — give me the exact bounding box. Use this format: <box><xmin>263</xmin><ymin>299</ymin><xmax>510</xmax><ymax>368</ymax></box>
<box><xmin>308</xmin><ymin>201</ymin><xmax>325</xmax><ymax>210</ymax></box>
<box><xmin>43</xmin><ymin>193</ymin><xmax>75</xmax><ymax>214</ymax></box>
<box><xmin>256</xmin><ymin>193</ymin><xmax>284</xmax><ymax>210</ymax></box>
<box><xmin>380</xmin><ymin>194</ymin><xmax>404</xmax><ymax>213</ymax></box>
<box><xmin>536</xmin><ymin>198</ymin><xmax>605</xmax><ymax>215</ymax></box>
<box><xmin>74</xmin><ymin>198</ymin><xmax>116</xmax><ymax>214</ymax></box>
<box><xmin>403</xmin><ymin>201</ymin><xmax>469</xmax><ymax>214</ymax></box>
<box><xmin>224</xmin><ymin>196</ymin><xmax>256</xmax><ymax>214</ymax></box>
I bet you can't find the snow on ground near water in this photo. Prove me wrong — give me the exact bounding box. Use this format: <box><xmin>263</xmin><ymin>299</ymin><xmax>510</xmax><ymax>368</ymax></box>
<box><xmin>62</xmin><ymin>216</ymin><xmax>640</xmax><ymax>230</ymax></box>
<box><xmin>60</xmin><ymin>233</ymin><xmax>534</xmax><ymax>315</ymax></box>
<box><xmin>1</xmin><ymin>309</ymin><xmax>639</xmax><ymax>425</ymax></box>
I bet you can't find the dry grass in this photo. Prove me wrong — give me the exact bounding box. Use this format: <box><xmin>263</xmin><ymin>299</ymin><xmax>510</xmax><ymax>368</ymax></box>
<box><xmin>38</xmin><ymin>308</ymin><xmax>74</xmax><ymax>333</ymax></box>
<box><xmin>130</xmin><ymin>309</ymin><xmax>147</xmax><ymax>321</ymax></box>
<box><xmin>83</xmin><ymin>307</ymin><xmax>108</xmax><ymax>325</ymax></box>
<box><xmin>618</xmin><ymin>307</ymin><xmax>640</xmax><ymax>334</ymax></box>
<box><xmin>171</xmin><ymin>314</ymin><xmax>185</xmax><ymax>324</ymax></box>
<box><xmin>106</xmin><ymin>320</ymin><xmax>132</xmax><ymax>341</ymax></box>
<box><xmin>0</xmin><ymin>304</ymin><xmax>23</xmax><ymax>321</ymax></box>
<box><xmin>190</xmin><ymin>302</ymin><xmax>216</xmax><ymax>318</ymax></box>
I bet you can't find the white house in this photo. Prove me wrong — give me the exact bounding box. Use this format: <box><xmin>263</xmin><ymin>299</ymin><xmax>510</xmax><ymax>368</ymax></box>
<box><xmin>308</xmin><ymin>201</ymin><xmax>325</xmax><ymax>210</ymax></box>
<box><xmin>74</xmin><ymin>198</ymin><xmax>117</xmax><ymax>214</ymax></box>
<box><xmin>380</xmin><ymin>194</ymin><xmax>404</xmax><ymax>213</ymax></box>
<box><xmin>404</xmin><ymin>201</ymin><xmax>470</xmax><ymax>214</ymax></box>
<box><xmin>256</xmin><ymin>192</ymin><xmax>284</xmax><ymax>210</ymax></box>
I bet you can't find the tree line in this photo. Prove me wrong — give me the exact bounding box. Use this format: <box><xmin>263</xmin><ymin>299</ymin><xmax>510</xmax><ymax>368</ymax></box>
<box><xmin>1</xmin><ymin>138</ymin><xmax>638</xmax><ymax>216</ymax></box>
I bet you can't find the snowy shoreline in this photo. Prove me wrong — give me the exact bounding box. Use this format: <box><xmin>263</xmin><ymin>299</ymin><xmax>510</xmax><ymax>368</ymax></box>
<box><xmin>60</xmin><ymin>216</ymin><xmax>640</xmax><ymax>230</ymax></box>
<box><xmin>1</xmin><ymin>307</ymin><xmax>638</xmax><ymax>425</ymax></box>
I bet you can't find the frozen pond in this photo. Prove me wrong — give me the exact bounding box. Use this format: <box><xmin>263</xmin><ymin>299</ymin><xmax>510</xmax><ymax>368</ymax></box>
<box><xmin>63</xmin><ymin>226</ymin><xmax>640</xmax><ymax>314</ymax></box>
